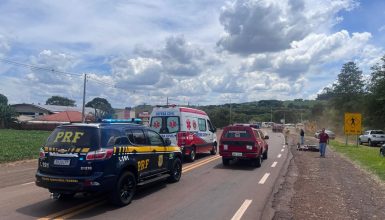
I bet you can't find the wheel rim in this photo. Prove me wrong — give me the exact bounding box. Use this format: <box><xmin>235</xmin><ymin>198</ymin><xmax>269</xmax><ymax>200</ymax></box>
<box><xmin>120</xmin><ymin>176</ymin><xmax>135</xmax><ymax>202</ymax></box>
<box><xmin>174</xmin><ymin>162</ymin><xmax>181</xmax><ymax>179</ymax></box>
<box><xmin>191</xmin><ymin>150</ymin><xmax>195</xmax><ymax>160</ymax></box>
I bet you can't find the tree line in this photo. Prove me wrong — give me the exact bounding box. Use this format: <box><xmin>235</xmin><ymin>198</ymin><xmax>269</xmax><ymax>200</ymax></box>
<box><xmin>316</xmin><ymin>55</ymin><xmax>385</xmax><ymax>131</ymax></box>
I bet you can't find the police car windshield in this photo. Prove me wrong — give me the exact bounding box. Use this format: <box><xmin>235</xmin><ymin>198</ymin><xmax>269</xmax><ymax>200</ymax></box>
<box><xmin>45</xmin><ymin>127</ymin><xmax>99</xmax><ymax>149</ymax></box>
<box><xmin>150</xmin><ymin>116</ymin><xmax>180</xmax><ymax>134</ymax></box>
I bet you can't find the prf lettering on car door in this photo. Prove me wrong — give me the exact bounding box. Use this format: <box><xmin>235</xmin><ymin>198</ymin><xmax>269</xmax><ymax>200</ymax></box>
<box><xmin>54</xmin><ymin>131</ymin><xmax>84</xmax><ymax>143</ymax></box>
<box><xmin>138</xmin><ymin>159</ymin><xmax>150</xmax><ymax>171</ymax></box>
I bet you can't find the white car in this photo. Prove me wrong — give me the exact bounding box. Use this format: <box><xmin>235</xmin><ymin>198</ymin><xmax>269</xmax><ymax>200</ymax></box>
<box><xmin>358</xmin><ymin>130</ymin><xmax>385</xmax><ymax>146</ymax></box>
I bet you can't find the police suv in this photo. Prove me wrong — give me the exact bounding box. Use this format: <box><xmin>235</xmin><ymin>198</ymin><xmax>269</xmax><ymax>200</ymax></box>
<box><xmin>35</xmin><ymin>121</ymin><xmax>182</xmax><ymax>206</ymax></box>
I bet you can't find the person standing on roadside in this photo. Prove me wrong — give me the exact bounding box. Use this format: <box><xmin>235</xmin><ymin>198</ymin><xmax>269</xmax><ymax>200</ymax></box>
<box><xmin>318</xmin><ymin>128</ymin><xmax>329</xmax><ymax>157</ymax></box>
<box><xmin>300</xmin><ymin>128</ymin><xmax>305</xmax><ymax>145</ymax></box>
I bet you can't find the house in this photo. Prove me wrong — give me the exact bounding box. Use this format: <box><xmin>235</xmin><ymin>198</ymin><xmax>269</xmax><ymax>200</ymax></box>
<box><xmin>11</xmin><ymin>103</ymin><xmax>96</xmax><ymax>120</ymax></box>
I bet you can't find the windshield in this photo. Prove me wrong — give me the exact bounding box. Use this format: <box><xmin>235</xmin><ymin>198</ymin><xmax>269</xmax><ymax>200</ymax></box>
<box><xmin>45</xmin><ymin>126</ymin><xmax>99</xmax><ymax>149</ymax></box>
<box><xmin>150</xmin><ymin>116</ymin><xmax>180</xmax><ymax>134</ymax></box>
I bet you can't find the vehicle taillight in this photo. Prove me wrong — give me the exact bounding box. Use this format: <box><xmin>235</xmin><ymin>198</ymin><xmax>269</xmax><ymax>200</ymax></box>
<box><xmin>86</xmin><ymin>149</ymin><xmax>113</xmax><ymax>160</ymax></box>
<box><xmin>39</xmin><ymin>148</ymin><xmax>46</xmax><ymax>159</ymax></box>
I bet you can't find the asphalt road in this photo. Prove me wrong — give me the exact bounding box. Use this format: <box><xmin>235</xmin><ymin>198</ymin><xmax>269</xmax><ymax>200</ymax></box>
<box><xmin>0</xmin><ymin>129</ymin><xmax>289</xmax><ymax>220</ymax></box>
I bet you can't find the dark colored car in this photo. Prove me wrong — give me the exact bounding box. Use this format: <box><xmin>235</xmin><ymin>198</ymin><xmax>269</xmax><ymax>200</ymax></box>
<box><xmin>35</xmin><ymin>122</ymin><xmax>182</xmax><ymax>206</ymax></box>
<box><xmin>219</xmin><ymin>125</ymin><xmax>269</xmax><ymax>167</ymax></box>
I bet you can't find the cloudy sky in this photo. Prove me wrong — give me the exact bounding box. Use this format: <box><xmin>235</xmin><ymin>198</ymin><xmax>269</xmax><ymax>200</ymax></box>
<box><xmin>0</xmin><ymin>0</ymin><xmax>384</xmax><ymax>108</ymax></box>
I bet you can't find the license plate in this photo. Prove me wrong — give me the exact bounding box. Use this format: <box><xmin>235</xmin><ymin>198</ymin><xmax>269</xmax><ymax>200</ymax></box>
<box><xmin>232</xmin><ymin>152</ymin><xmax>242</xmax><ymax>157</ymax></box>
<box><xmin>54</xmin><ymin>159</ymin><xmax>71</xmax><ymax>166</ymax></box>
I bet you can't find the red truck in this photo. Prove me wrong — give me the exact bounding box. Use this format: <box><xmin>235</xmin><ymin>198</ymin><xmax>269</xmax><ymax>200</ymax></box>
<box><xmin>219</xmin><ymin>125</ymin><xmax>269</xmax><ymax>167</ymax></box>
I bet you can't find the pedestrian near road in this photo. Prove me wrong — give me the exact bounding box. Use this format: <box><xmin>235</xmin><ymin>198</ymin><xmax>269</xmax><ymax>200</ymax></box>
<box><xmin>318</xmin><ymin>128</ymin><xmax>329</xmax><ymax>157</ymax></box>
<box><xmin>300</xmin><ymin>128</ymin><xmax>305</xmax><ymax>145</ymax></box>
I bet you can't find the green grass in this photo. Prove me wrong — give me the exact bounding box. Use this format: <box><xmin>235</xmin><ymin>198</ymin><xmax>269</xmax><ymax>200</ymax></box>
<box><xmin>329</xmin><ymin>140</ymin><xmax>385</xmax><ymax>181</ymax></box>
<box><xmin>0</xmin><ymin>129</ymin><xmax>51</xmax><ymax>163</ymax></box>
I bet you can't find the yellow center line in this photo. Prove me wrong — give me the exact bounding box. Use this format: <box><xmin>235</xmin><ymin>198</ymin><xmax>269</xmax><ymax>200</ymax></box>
<box><xmin>182</xmin><ymin>156</ymin><xmax>221</xmax><ymax>173</ymax></box>
<box><xmin>37</xmin><ymin>197</ymin><xmax>105</xmax><ymax>220</ymax></box>
<box><xmin>183</xmin><ymin>155</ymin><xmax>221</xmax><ymax>170</ymax></box>
<box><xmin>54</xmin><ymin>200</ymin><xmax>106</xmax><ymax>219</ymax></box>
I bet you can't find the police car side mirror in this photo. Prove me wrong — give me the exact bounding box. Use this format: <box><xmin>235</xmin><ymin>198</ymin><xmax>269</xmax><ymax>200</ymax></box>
<box><xmin>164</xmin><ymin>138</ymin><xmax>171</xmax><ymax>146</ymax></box>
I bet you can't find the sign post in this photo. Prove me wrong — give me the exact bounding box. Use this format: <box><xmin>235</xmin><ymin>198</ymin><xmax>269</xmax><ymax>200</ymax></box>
<box><xmin>344</xmin><ymin>113</ymin><xmax>362</xmax><ymax>146</ymax></box>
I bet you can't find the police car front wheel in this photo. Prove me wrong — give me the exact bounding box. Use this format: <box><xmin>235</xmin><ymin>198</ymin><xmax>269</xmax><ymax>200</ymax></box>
<box><xmin>110</xmin><ymin>171</ymin><xmax>137</xmax><ymax>206</ymax></box>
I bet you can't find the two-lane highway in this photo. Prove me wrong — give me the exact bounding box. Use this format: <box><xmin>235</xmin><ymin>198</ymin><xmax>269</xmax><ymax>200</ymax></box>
<box><xmin>0</xmin><ymin>129</ymin><xmax>289</xmax><ymax>220</ymax></box>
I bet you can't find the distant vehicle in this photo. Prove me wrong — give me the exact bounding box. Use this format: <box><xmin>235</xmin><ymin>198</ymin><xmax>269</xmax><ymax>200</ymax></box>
<box><xmin>272</xmin><ymin>123</ymin><xmax>283</xmax><ymax>132</ymax></box>
<box><xmin>35</xmin><ymin>122</ymin><xmax>182</xmax><ymax>206</ymax></box>
<box><xmin>219</xmin><ymin>124</ymin><xmax>269</xmax><ymax>167</ymax></box>
<box><xmin>358</xmin><ymin>130</ymin><xmax>385</xmax><ymax>146</ymax></box>
<box><xmin>149</xmin><ymin>106</ymin><xmax>217</xmax><ymax>162</ymax></box>
<box><xmin>314</xmin><ymin>129</ymin><xmax>336</xmax><ymax>139</ymax></box>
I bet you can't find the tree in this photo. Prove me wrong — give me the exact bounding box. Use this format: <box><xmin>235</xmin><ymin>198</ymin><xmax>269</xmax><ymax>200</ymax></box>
<box><xmin>366</xmin><ymin>55</ymin><xmax>385</xmax><ymax>129</ymax></box>
<box><xmin>86</xmin><ymin>97</ymin><xmax>114</xmax><ymax>120</ymax></box>
<box><xmin>0</xmin><ymin>94</ymin><xmax>18</xmax><ymax>128</ymax></box>
<box><xmin>46</xmin><ymin>96</ymin><xmax>76</xmax><ymax>106</ymax></box>
<box><xmin>329</xmin><ymin>62</ymin><xmax>366</xmax><ymax>128</ymax></box>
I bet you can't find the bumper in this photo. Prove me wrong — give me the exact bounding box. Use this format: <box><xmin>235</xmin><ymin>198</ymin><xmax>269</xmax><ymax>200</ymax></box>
<box><xmin>220</xmin><ymin>151</ymin><xmax>259</xmax><ymax>159</ymax></box>
<box><xmin>35</xmin><ymin>170</ymin><xmax>116</xmax><ymax>193</ymax></box>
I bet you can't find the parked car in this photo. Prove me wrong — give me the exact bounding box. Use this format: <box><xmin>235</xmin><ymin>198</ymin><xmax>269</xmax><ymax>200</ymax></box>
<box><xmin>358</xmin><ymin>130</ymin><xmax>385</xmax><ymax>146</ymax></box>
<box><xmin>314</xmin><ymin>129</ymin><xmax>336</xmax><ymax>139</ymax></box>
<box><xmin>35</xmin><ymin>121</ymin><xmax>182</xmax><ymax>206</ymax></box>
<box><xmin>219</xmin><ymin>125</ymin><xmax>269</xmax><ymax>167</ymax></box>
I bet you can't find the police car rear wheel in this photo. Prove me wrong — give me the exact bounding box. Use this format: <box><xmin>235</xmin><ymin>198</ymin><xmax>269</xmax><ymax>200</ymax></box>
<box><xmin>168</xmin><ymin>158</ymin><xmax>182</xmax><ymax>183</ymax></box>
<box><xmin>111</xmin><ymin>171</ymin><xmax>136</xmax><ymax>206</ymax></box>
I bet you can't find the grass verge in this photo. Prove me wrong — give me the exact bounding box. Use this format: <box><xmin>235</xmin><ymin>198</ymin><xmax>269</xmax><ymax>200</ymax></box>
<box><xmin>329</xmin><ymin>140</ymin><xmax>385</xmax><ymax>181</ymax></box>
<box><xmin>0</xmin><ymin>129</ymin><xmax>51</xmax><ymax>163</ymax></box>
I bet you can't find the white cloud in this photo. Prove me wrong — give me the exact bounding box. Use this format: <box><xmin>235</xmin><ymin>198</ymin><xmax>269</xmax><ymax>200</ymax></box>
<box><xmin>217</xmin><ymin>0</ymin><xmax>358</xmax><ymax>54</ymax></box>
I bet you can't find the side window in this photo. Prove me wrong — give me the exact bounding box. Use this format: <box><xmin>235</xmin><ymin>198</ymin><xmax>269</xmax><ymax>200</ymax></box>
<box><xmin>147</xmin><ymin>130</ymin><xmax>164</xmax><ymax>146</ymax></box>
<box><xmin>253</xmin><ymin>130</ymin><xmax>260</xmax><ymax>139</ymax></box>
<box><xmin>166</xmin><ymin>116</ymin><xmax>180</xmax><ymax>133</ymax></box>
<box><xmin>150</xmin><ymin>117</ymin><xmax>162</xmax><ymax>133</ymax></box>
<box><xmin>198</xmin><ymin>118</ymin><xmax>207</xmax><ymax>131</ymax></box>
<box><xmin>207</xmin><ymin>120</ymin><xmax>214</xmax><ymax>131</ymax></box>
<box><xmin>102</xmin><ymin>129</ymin><xmax>123</xmax><ymax>147</ymax></box>
<box><xmin>126</xmin><ymin>129</ymin><xmax>147</xmax><ymax>145</ymax></box>
<box><xmin>258</xmin><ymin>130</ymin><xmax>264</xmax><ymax>139</ymax></box>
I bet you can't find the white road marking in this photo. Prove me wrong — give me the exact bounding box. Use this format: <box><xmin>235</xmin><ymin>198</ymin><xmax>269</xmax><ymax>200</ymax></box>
<box><xmin>21</xmin><ymin>182</ymin><xmax>34</xmax><ymax>186</ymax></box>
<box><xmin>231</xmin><ymin>199</ymin><xmax>252</xmax><ymax>220</ymax></box>
<box><xmin>281</xmin><ymin>149</ymin><xmax>284</xmax><ymax>152</ymax></box>
<box><xmin>259</xmin><ymin>173</ymin><xmax>270</xmax><ymax>184</ymax></box>
<box><xmin>277</xmin><ymin>154</ymin><xmax>282</xmax><ymax>158</ymax></box>
<box><xmin>271</xmin><ymin>161</ymin><xmax>278</xmax><ymax>167</ymax></box>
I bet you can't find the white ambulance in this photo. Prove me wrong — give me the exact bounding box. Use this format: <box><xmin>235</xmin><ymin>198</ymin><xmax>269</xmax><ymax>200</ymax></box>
<box><xmin>149</xmin><ymin>106</ymin><xmax>217</xmax><ymax>162</ymax></box>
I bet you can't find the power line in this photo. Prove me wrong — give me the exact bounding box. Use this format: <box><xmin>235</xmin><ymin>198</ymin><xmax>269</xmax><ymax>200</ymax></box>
<box><xmin>0</xmin><ymin>58</ymin><xmax>82</xmax><ymax>77</ymax></box>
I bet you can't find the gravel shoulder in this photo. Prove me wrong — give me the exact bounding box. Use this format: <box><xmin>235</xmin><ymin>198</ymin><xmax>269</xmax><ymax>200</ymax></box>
<box><xmin>272</xmin><ymin>135</ymin><xmax>385</xmax><ymax>219</ymax></box>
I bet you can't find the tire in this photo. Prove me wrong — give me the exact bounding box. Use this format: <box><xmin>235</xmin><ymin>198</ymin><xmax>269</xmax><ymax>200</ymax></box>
<box><xmin>358</xmin><ymin>139</ymin><xmax>362</xmax><ymax>145</ymax></box>
<box><xmin>222</xmin><ymin>158</ymin><xmax>230</xmax><ymax>166</ymax></box>
<box><xmin>110</xmin><ymin>171</ymin><xmax>136</xmax><ymax>206</ymax></box>
<box><xmin>52</xmin><ymin>192</ymin><xmax>75</xmax><ymax>200</ymax></box>
<box><xmin>368</xmin><ymin>139</ymin><xmax>373</xmax><ymax>147</ymax></box>
<box><xmin>262</xmin><ymin>150</ymin><xmax>268</xmax><ymax>160</ymax></box>
<box><xmin>210</xmin><ymin>143</ymin><xmax>217</xmax><ymax>155</ymax></box>
<box><xmin>188</xmin><ymin>147</ymin><xmax>196</xmax><ymax>162</ymax></box>
<box><xmin>168</xmin><ymin>158</ymin><xmax>182</xmax><ymax>183</ymax></box>
<box><xmin>252</xmin><ymin>156</ymin><xmax>262</xmax><ymax>168</ymax></box>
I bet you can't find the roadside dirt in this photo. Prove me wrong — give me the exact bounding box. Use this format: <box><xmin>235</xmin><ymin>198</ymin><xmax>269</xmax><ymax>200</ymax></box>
<box><xmin>272</xmin><ymin>135</ymin><xmax>385</xmax><ymax>219</ymax></box>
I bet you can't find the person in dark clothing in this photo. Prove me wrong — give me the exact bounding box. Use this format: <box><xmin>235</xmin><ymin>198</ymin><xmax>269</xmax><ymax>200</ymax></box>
<box><xmin>300</xmin><ymin>128</ymin><xmax>305</xmax><ymax>145</ymax></box>
<box><xmin>318</xmin><ymin>128</ymin><xmax>329</xmax><ymax>157</ymax></box>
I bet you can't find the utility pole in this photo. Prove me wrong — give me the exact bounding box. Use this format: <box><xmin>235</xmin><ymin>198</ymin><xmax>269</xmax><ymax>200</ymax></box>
<box><xmin>229</xmin><ymin>98</ymin><xmax>232</xmax><ymax>125</ymax></box>
<box><xmin>81</xmin><ymin>73</ymin><xmax>87</xmax><ymax>123</ymax></box>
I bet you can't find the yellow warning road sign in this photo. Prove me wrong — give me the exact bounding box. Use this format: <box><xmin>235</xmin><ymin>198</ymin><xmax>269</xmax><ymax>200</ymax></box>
<box><xmin>344</xmin><ymin>113</ymin><xmax>362</xmax><ymax>135</ymax></box>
